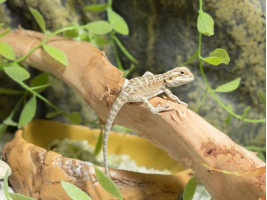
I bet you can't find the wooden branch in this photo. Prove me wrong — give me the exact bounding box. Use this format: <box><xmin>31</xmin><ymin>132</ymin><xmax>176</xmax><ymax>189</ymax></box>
<box><xmin>1</xmin><ymin>29</ymin><xmax>265</xmax><ymax>200</ymax></box>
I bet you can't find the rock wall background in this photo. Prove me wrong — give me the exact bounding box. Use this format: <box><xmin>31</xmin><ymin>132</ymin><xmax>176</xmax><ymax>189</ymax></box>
<box><xmin>0</xmin><ymin>0</ymin><xmax>265</xmax><ymax>146</ymax></box>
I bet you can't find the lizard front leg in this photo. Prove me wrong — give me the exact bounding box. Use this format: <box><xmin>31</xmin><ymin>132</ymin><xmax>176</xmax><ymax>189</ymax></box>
<box><xmin>142</xmin><ymin>71</ymin><xmax>154</xmax><ymax>77</ymax></box>
<box><xmin>141</xmin><ymin>97</ymin><xmax>173</xmax><ymax>114</ymax></box>
<box><xmin>164</xmin><ymin>88</ymin><xmax>188</xmax><ymax>107</ymax></box>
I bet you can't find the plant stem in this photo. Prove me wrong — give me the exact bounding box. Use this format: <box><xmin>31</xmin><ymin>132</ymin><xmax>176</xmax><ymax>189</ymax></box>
<box><xmin>197</xmin><ymin>31</ymin><xmax>265</xmax><ymax>123</ymax></box>
<box><xmin>110</xmin><ymin>33</ymin><xmax>124</xmax><ymax>71</ymax></box>
<box><xmin>194</xmin><ymin>87</ymin><xmax>208</xmax><ymax>112</ymax></box>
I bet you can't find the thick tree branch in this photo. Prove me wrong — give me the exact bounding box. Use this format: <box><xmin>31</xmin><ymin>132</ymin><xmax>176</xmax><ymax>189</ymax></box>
<box><xmin>1</xmin><ymin>29</ymin><xmax>265</xmax><ymax>200</ymax></box>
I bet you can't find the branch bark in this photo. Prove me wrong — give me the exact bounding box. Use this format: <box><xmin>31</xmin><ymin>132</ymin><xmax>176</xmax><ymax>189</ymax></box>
<box><xmin>1</xmin><ymin>29</ymin><xmax>265</xmax><ymax>200</ymax></box>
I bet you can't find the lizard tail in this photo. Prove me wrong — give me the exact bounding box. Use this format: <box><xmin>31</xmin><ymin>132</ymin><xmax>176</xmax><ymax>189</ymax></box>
<box><xmin>103</xmin><ymin>97</ymin><xmax>125</xmax><ymax>176</ymax></box>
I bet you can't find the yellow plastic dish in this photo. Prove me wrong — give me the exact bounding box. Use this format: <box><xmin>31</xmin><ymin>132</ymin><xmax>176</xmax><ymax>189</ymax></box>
<box><xmin>23</xmin><ymin>120</ymin><xmax>184</xmax><ymax>173</ymax></box>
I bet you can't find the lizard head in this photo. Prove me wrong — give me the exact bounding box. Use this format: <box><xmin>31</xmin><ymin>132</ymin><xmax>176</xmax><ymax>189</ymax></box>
<box><xmin>163</xmin><ymin>66</ymin><xmax>194</xmax><ymax>87</ymax></box>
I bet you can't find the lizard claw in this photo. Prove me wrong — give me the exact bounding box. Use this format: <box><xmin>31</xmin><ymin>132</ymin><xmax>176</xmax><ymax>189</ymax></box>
<box><xmin>179</xmin><ymin>101</ymin><xmax>188</xmax><ymax>107</ymax></box>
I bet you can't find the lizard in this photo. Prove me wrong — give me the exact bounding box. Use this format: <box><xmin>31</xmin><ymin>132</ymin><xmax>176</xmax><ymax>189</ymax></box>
<box><xmin>103</xmin><ymin>66</ymin><xmax>194</xmax><ymax>176</ymax></box>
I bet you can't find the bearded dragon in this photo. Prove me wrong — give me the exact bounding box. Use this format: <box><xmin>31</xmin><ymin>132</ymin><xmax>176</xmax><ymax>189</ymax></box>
<box><xmin>103</xmin><ymin>66</ymin><xmax>194</xmax><ymax>175</ymax></box>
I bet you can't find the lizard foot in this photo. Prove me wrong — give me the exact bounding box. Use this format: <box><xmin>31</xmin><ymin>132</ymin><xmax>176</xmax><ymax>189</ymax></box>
<box><xmin>154</xmin><ymin>104</ymin><xmax>174</xmax><ymax>114</ymax></box>
<box><xmin>178</xmin><ymin>101</ymin><xmax>188</xmax><ymax>107</ymax></box>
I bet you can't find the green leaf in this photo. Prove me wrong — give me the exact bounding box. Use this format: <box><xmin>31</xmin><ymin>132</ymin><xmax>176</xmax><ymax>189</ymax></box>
<box><xmin>94</xmin><ymin>167</ymin><xmax>123</xmax><ymax>200</ymax></box>
<box><xmin>43</xmin><ymin>44</ymin><xmax>68</xmax><ymax>66</ymax></box>
<box><xmin>201</xmin><ymin>48</ymin><xmax>230</xmax><ymax>66</ymax></box>
<box><xmin>107</xmin><ymin>8</ymin><xmax>129</xmax><ymax>35</ymax></box>
<box><xmin>214</xmin><ymin>78</ymin><xmax>241</xmax><ymax>93</ymax></box>
<box><xmin>61</xmin><ymin>181</ymin><xmax>92</xmax><ymax>200</ymax></box>
<box><xmin>257</xmin><ymin>151</ymin><xmax>266</xmax><ymax>162</ymax></box>
<box><xmin>46</xmin><ymin>110</ymin><xmax>61</xmax><ymax>118</ymax></box>
<box><xmin>9</xmin><ymin>193</ymin><xmax>35</xmax><ymax>200</ymax></box>
<box><xmin>30</xmin><ymin>73</ymin><xmax>49</xmax><ymax>87</ymax></box>
<box><xmin>183</xmin><ymin>177</ymin><xmax>197</xmax><ymax>200</ymax></box>
<box><xmin>30</xmin><ymin>72</ymin><xmax>50</xmax><ymax>92</ymax></box>
<box><xmin>257</xmin><ymin>90</ymin><xmax>266</xmax><ymax>106</ymax></box>
<box><xmin>94</xmin><ymin>130</ymin><xmax>103</xmax><ymax>156</ymax></box>
<box><xmin>4</xmin><ymin>171</ymin><xmax>10</xmax><ymax>200</ymax></box>
<box><xmin>0</xmin><ymin>27</ymin><xmax>10</xmax><ymax>38</ymax></box>
<box><xmin>94</xmin><ymin>36</ymin><xmax>110</xmax><ymax>47</ymax></box>
<box><xmin>0</xmin><ymin>124</ymin><xmax>8</xmax><ymax>138</ymax></box>
<box><xmin>113</xmin><ymin>35</ymin><xmax>137</xmax><ymax>63</ymax></box>
<box><xmin>202</xmin><ymin>48</ymin><xmax>230</xmax><ymax>66</ymax></box>
<box><xmin>0</xmin><ymin>0</ymin><xmax>6</xmax><ymax>4</ymax></box>
<box><xmin>4</xmin><ymin>65</ymin><xmax>30</xmax><ymax>81</ymax></box>
<box><xmin>0</xmin><ymin>87</ymin><xmax>23</xmax><ymax>95</ymax></box>
<box><xmin>242</xmin><ymin>106</ymin><xmax>250</xmax><ymax>120</ymax></box>
<box><xmin>85</xmin><ymin>20</ymin><xmax>113</xmax><ymax>35</ymax></box>
<box><xmin>18</xmin><ymin>96</ymin><xmax>37</xmax><ymax>128</ymax></box>
<box><xmin>63</xmin><ymin>25</ymin><xmax>79</xmax><ymax>38</ymax></box>
<box><xmin>0</xmin><ymin>42</ymin><xmax>15</xmax><ymax>60</ymax></box>
<box><xmin>197</xmin><ymin>11</ymin><xmax>214</xmax><ymax>36</ymax></box>
<box><xmin>67</xmin><ymin>112</ymin><xmax>82</xmax><ymax>124</ymax></box>
<box><xmin>83</xmin><ymin>3</ymin><xmax>108</xmax><ymax>12</ymax></box>
<box><xmin>29</xmin><ymin>7</ymin><xmax>46</xmax><ymax>33</ymax></box>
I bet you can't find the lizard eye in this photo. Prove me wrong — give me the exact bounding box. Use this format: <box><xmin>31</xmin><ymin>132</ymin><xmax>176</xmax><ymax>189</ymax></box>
<box><xmin>168</xmin><ymin>77</ymin><xmax>173</xmax><ymax>80</ymax></box>
<box><xmin>181</xmin><ymin>71</ymin><xmax>184</xmax><ymax>74</ymax></box>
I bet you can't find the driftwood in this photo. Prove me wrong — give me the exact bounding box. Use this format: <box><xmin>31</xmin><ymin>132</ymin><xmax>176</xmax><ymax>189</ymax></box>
<box><xmin>1</xmin><ymin>29</ymin><xmax>265</xmax><ymax>200</ymax></box>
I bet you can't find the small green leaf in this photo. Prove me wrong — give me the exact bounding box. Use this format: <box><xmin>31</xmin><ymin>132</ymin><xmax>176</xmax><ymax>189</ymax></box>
<box><xmin>183</xmin><ymin>177</ymin><xmax>197</xmax><ymax>200</ymax></box>
<box><xmin>0</xmin><ymin>27</ymin><xmax>10</xmax><ymax>38</ymax></box>
<box><xmin>94</xmin><ymin>167</ymin><xmax>123</xmax><ymax>200</ymax></box>
<box><xmin>30</xmin><ymin>72</ymin><xmax>50</xmax><ymax>92</ymax></box>
<box><xmin>3</xmin><ymin>118</ymin><xmax>18</xmax><ymax>126</ymax></box>
<box><xmin>63</xmin><ymin>26</ymin><xmax>79</xmax><ymax>38</ymax></box>
<box><xmin>242</xmin><ymin>106</ymin><xmax>250</xmax><ymax>120</ymax></box>
<box><xmin>4</xmin><ymin>65</ymin><xmax>30</xmax><ymax>81</ymax></box>
<box><xmin>214</xmin><ymin>78</ymin><xmax>241</xmax><ymax>93</ymax></box>
<box><xmin>30</xmin><ymin>73</ymin><xmax>49</xmax><ymax>87</ymax></box>
<box><xmin>3</xmin><ymin>171</ymin><xmax>10</xmax><ymax>200</ymax></box>
<box><xmin>29</xmin><ymin>7</ymin><xmax>46</xmax><ymax>33</ymax></box>
<box><xmin>61</xmin><ymin>181</ymin><xmax>92</xmax><ymax>200</ymax></box>
<box><xmin>0</xmin><ymin>124</ymin><xmax>8</xmax><ymax>138</ymax></box>
<box><xmin>85</xmin><ymin>20</ymin><xmax>113</xmax><ymax>35</ymax></box>
<box><xmin>67</xmin><ymin>112</ymin><xmax>82</xmax><ymax>124</ymax></box>
<box><xmin>94</xmin><ymin>36</ymin><xmax>110</xmax><ymax>47</ymax></box>
<box><xmin>18</xmin><ymin>96</ymin><xmax>37</xmax><ymax>128</ymax></box>
<box><xmin>0</xmin><ymin>41</ymin><xmax>15</xmax><ymax>60</ymax></box>
<box><xmin>46</xmin><ymin>110</ymin><xmax>61</xmax><ymax>118</ymax></box>
<box><xmin>43</xmin><ymin>44</ymin><xmax>68</xmax><ymax>66</ymax></box>
<box><xmin>107</xmin><ymin>8</ymin><xmax>129</xmax><ymax>35</ymax></box>
<box><xmin>257</xmin><ymin>151</ymin><xmax>266</xmax><ymax>162</ymax></box>
<box><xmin>83</xmin><ymin>3</ymin><xmax>108</xmax><ymax>12</ymax></box>
<box><xmin>94</xmin><ymin>130</ymin><xmax>103</xmax><ymax>156</ymax></box>
<box><xmin>197</xmin><ymin>11</ymin><xmax>214</xmax><ymax>36</ymax></box>
<box><xmin>9</xmin><ymin>193</ymin><xmax>35</xmax><ymax>200</ymax></box>
<box><xmin>113</xmin><ymin>35</ymin><xmax>137</xmax><ymax>63</ymax></box>
<box><xmin>202</xmin><ymin>48</ymin><xmax>230</xmax><ymax>66</ymax></box>
<box><xmin>257</xmin><ymin>90</ymin><xmax>266</xmax><ymax>106</ymax></box>
<box><xmin>0</xmin><ymin>87</ymin><xmax>23</xmax><ymax>95</ymax></box>
<box><xmin>0</xmin><ymin>0</ymin><xmax>6</xmax><ymax>4</ymax></box>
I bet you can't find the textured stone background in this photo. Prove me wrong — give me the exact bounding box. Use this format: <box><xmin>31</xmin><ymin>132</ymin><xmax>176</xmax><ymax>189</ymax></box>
<box><xmin>0</xmin><ymin>0</ymin><xmax>265</xmax><ymax>146</ymax></box>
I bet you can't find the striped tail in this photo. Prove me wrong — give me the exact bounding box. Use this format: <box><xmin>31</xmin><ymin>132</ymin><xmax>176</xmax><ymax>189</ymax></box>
<box><xmin>103</xmin><ymin>97</ymin><xmax>125</xmax><ymax>176</ymax></box>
